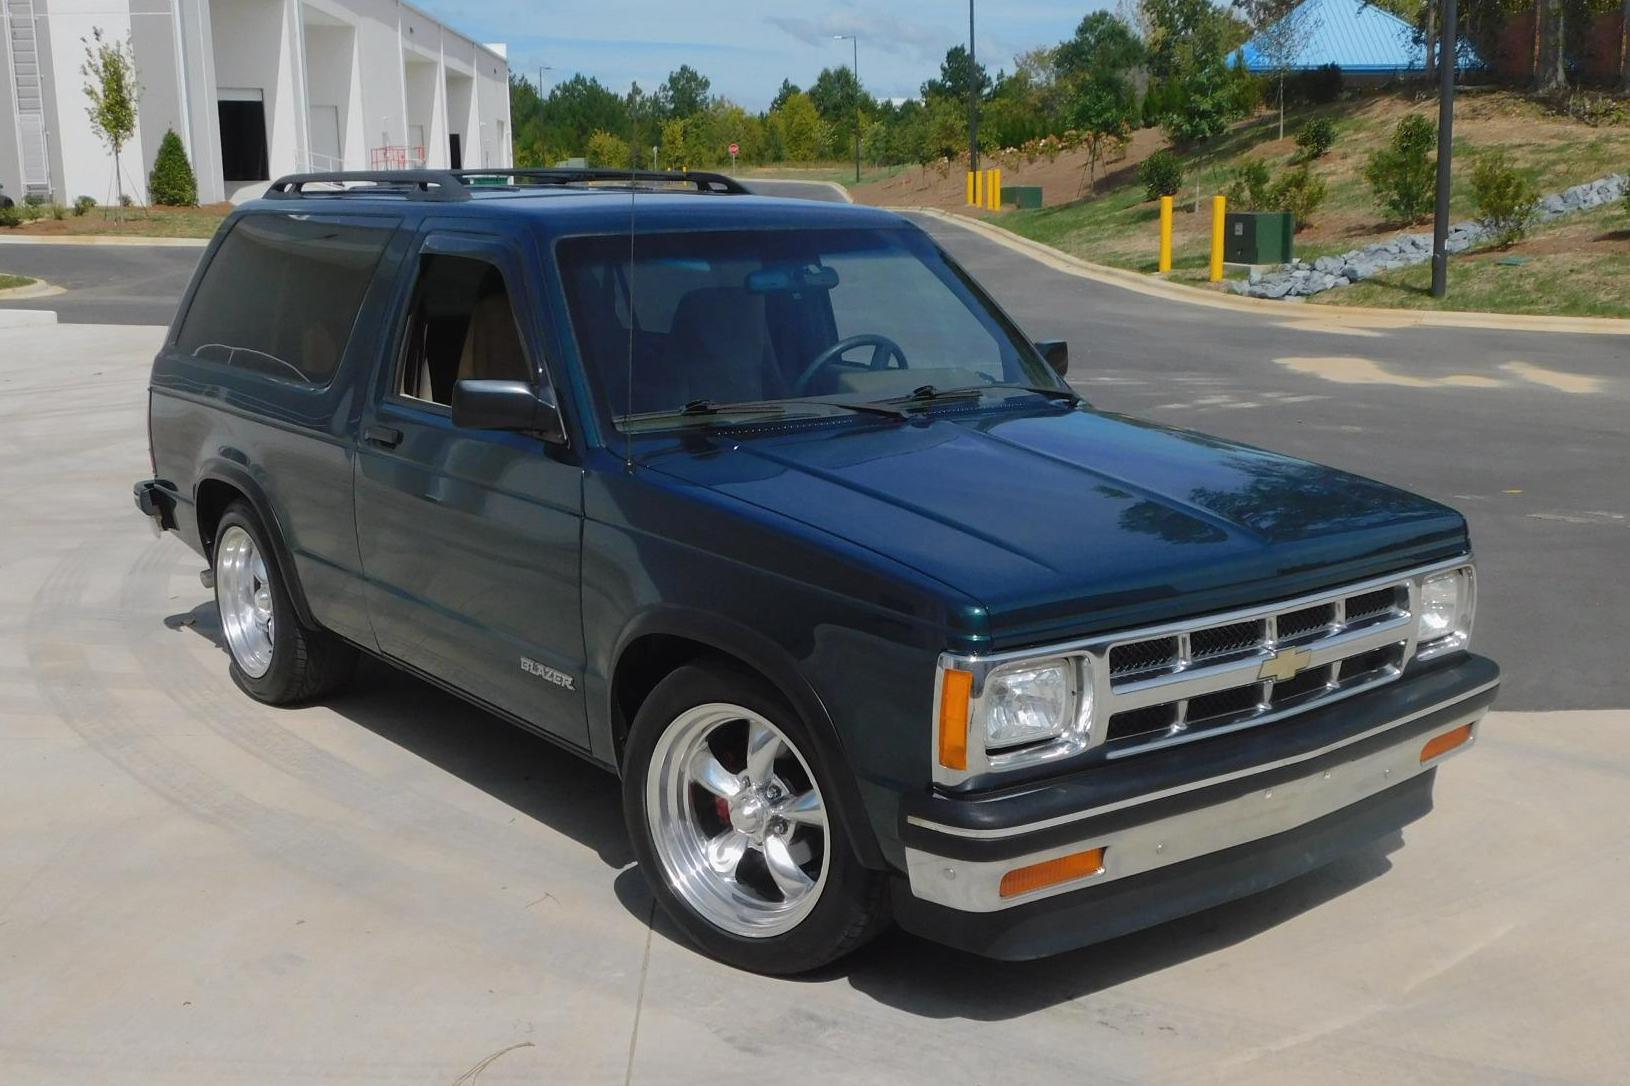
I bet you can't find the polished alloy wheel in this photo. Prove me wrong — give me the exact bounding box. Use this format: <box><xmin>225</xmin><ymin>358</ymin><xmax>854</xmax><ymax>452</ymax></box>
<box><xmin>646</xmin><ymin>704</ymin><xmax>830</xmax><ymax>938</ymax></box>
<box><xmin>216</xmin><ymin>524</ymin><xmax>275</xmax><ymax>679</ymax></box>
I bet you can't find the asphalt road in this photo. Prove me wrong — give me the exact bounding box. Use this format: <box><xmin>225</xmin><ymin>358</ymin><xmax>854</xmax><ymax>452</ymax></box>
<box><xmin>4</xmin><ymin>193</ymin><xmax>1626</xmax><ymax>708</ymax></box>
<box><xmin>0</xmin><ymin>241</ymin><xmax>202</xmax><ymax>325</ymax></box>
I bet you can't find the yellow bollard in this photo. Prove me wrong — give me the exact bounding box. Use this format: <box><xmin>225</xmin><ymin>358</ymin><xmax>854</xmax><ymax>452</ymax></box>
<box><xmin>990</xmin><ymin>168</ymin><xmax>1002</xmax><ymax>211</ymax></box>
<box><xmin>1158</xmin><ymin>195</ymin><xmax>1173</xmax><ymax>273</ymax></box>
<box><xmin>1210</xmin><ymin>195</ymin><xmax>1227</xmax><ymax>282</ymax></box>
<box><xmin>966</xmin><ymin>171</ymin><xmax>976</xmax><ymax>206</ymax></box>
<box><xmin>973</xmin><ymin>170</ymin><xmax>983</xmax><ymax>208</ymax></box>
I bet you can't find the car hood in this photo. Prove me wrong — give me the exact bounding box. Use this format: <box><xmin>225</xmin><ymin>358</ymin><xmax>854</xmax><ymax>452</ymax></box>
<box><xmin>643</xmin><ymin>405</ymin><xmax>1467</xmax><ymax>647</ymax></box>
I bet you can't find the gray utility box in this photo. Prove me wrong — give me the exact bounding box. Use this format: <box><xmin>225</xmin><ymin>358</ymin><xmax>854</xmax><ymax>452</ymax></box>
<box><xmin>1224</xmin><ymin>211</ymin><xmax>1294</xmax><ymax>265</ymax></box>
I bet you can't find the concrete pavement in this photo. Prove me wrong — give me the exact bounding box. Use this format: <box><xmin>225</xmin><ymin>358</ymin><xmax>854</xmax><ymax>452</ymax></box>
<box><xmin>4</xmin><ymin>310</ymin><xmax>1630</xmax><ymax>1083</ymax></box>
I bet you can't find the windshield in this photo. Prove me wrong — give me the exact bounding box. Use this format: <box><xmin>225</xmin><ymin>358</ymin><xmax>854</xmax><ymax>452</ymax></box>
<box><xmin>557</xmin><ymin>226</ymin><xmax>1061</xmax><ymax>432</ymax></box>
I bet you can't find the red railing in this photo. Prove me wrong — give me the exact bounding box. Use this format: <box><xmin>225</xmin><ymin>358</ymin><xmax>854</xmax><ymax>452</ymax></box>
<box><xmin>369</xmin><ymin>145</ymin><xmax>427</xmax><ymax>170</ymax></box>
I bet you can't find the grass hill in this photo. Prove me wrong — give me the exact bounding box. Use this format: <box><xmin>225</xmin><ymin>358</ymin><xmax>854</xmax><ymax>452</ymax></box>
<box><xmin>852</xmin><ymin>90</ymin><xmax>1630</xmax><ymax>317</ymax></box>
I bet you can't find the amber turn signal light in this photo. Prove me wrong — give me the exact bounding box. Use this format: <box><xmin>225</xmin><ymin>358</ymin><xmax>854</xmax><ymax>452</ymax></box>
<box><xmin>938</xmin><ymin>669</ymin><xmax>973</xmax><ymax>770</ymax></box>
<box><xmin>999</xmin><ymin>848</ymin><xmax>1106</xmax><ymax>899</ymax></box>
<box><xmin>1420</xmin><ymin>723</ymin><xmax>1475</xmax><ymax>763</ymax></box>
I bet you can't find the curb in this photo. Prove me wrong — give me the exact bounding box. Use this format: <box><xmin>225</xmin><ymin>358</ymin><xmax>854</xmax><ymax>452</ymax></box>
<box><xmin>0</xmin><ymin>234</ymin><xmax>210</xmax><ymax>248</ymax></box>
<box><xmin>908</xmin><ymin>207</ymin><xmax>1630</xmax><ymax>338</ymax></box>
<box><xmin>743</xmin><ymin>178</ymin><xmax>855</xmax><ymax>204</ymax></box>
<box><xmin>0</xmin><ymin>309</ymin><xmax>58</xmax><ymax>328</ymax></box>
<box><xmin>0</xmin><ymin>278</ymin><xmax>62</xmax><ymax>301</ymax></box>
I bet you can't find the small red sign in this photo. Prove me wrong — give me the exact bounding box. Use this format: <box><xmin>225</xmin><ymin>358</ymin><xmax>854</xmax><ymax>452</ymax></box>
<box><xmin>728</xmin><ymin>142</ymin><xmax>740</xmax><ymax>157</ymax></box>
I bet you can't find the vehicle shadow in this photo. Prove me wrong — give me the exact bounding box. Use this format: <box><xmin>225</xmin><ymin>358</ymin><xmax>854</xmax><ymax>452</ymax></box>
<box><xmin>166</xmin><ymin>602</ymin><xmax>632</xmax><ymax>869</ymax></box>
<box><xmin>172</xmin><ymin>600</ymin><xmax>1400</xmax><ymax>1019</ymax></box>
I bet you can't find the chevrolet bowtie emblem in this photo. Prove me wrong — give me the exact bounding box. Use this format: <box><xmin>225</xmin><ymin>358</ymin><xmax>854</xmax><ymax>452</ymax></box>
<box><xmin>1258</xmin><ymin>645</ymin><xmax>1314</xmax><ymax>683</ymax></box>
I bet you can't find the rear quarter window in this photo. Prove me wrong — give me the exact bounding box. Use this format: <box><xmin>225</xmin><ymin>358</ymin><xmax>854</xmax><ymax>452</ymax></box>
<box><xmin>175</xmin><ymin>213</ymin><xmax>395</xmax><ymax>386</ymax></box>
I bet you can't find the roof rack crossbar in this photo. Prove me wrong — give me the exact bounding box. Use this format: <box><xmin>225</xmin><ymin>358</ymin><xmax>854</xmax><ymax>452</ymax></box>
<box><xmin>265</xmin><ymin>170</ymin><xmax>471</xmax><ymax>201</ymax></box>
<box><xmin>452</xmin><ymin>167</ymin><xmax>751</xmax><ymax>195</ymax></box>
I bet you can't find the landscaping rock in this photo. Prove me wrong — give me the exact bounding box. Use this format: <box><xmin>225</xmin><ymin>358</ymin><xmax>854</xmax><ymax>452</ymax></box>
<box><xmin>1230</xmin><ymin>170</ymin><xmax>1623</xmax><ymax>301</ymax></box>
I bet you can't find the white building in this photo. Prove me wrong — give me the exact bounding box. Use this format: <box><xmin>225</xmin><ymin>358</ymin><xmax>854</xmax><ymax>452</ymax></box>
<box><xmin>0</xmin><ymin>0</ymin><xmax>512</xmax><ymax>207</ymax></box>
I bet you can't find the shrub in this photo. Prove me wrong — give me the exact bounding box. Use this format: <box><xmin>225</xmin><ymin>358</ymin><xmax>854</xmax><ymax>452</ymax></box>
<box><xmin>73</xmin><ymin>196</ymin><xmax>96</xmax><ymax>216</ymax></box>
<box><xmin>1267</xmin><ymin>164</ymin><xmax>1327</xmax><ymax>230</ymax></box>
<box><xmin>1224</xmin><ymin>160</ymin><xmax>1272</xmax><ymax>211</ymax></box>
<box><xmin>22</xmin><ymin>192</ymin><xmax>46</xmax><ymax>207</ymax></box>
<box><xmin>1364</xmin><ymin>114</ymin><xmax>1437</xmax><ymax>224</ymax></box>
<box><xmin>1470</xmin><ymin>150</ymin><xmax>1540</xmax><ymax>248</ymax></box>
<box><xmin>1139</xmin><ymin>149</ymin><xmax>1185</xmax><ymax>201</ymax></box>
<box><xmin>50</xmin><ymin>203</ymin><xmax>66</xmax><ymax>220</ymax></box>
<box><xmin>18</xmin><ymin>201</ymin><xmax>42</xmax><ymax>222</ymax></box>
<box><xmin>0</xmin><ymin>204</ymin><xmax>22</xmax><ymax>229</ymax></box>
<box><xmin>1295</xmin><ymin>117</ymin><xmax>1337</xmax><ymax>160</ymax></box>
<box><xmin>148</xmin><ymin>129</ymin><xmax>198</xmax><ymax>206</ymax></box>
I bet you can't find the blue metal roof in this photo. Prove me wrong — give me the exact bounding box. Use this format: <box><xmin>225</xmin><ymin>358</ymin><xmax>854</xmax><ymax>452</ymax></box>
<box><xmin>1237</xmin><ymin>0</ymin><xmax>1473</xmax><ymax>74</ymax></box>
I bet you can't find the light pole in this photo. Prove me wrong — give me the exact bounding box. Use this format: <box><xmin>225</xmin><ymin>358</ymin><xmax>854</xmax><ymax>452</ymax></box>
<box><xmin>1429</xmin><ymin>0</ymin><xmax>1457</xmax><ymax>298</ymax></box>
<box><xmin>537</xmin><ymin>65</ymin><xmax>554</xmax><ymax>97</ymax></box>
<box><xmin>968</xmin><ymin>0</ymin><xmax>979</xmax><ymax>177</ymax></box>
<box><xmin>833</xmin><ymin>34</ymin><xmax>861</xmax><ymax>183</ymax></box>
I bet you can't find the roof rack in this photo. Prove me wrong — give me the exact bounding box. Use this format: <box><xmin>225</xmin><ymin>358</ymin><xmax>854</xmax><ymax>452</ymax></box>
<box><xmin>265</xmin><ymin>170</ymin><xmax>471</xmax><ymax>201</ymax></box>
<box><xmin>455</xmin><ymin>168</ymin><xmax>752</xmax><ymax>195</ymax></box>
<box><xmin>263</xmin><ymin>167</ymin><xmax>752</xmax><ymax>202</ymax></box>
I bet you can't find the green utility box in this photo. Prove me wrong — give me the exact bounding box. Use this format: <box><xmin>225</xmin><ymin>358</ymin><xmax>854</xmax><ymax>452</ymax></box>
<box><xmin>1005</xmin><ymin>185</ymin><xmax>1044</xmax><ymax>210</ymax></box>
<box><xmin>1224</xmin><ymin>211</ymin><xmax>1294</xmax><ymax>265</ymax></box>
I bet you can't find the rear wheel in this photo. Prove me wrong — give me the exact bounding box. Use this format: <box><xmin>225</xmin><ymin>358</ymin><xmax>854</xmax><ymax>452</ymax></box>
<box><xmin>213</xmin><ymin>502</ymin><xmax>356</xmax><ymax>704</ymax></box>
<box><xmin>623</xmin><ymin>664</ymin><xmax>887</xmax><ymax>974</ymax></box>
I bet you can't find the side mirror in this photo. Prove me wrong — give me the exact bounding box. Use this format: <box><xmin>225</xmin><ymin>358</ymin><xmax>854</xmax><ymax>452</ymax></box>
<box><xmin>1035</xmin><ymin>340</ymin><xmax>1069</xmax><ymax>377</ymax></box>
<box><xmin>451</xmin><ymin>379</ymin><xmax>566</xmax><ymax>444</ymax></box>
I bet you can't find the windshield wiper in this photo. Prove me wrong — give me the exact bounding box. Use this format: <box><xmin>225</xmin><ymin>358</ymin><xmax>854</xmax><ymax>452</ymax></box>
<box><xmin>619</xmin><ymin>396</ymin><xmax>906</xmax><ymax>429</ymax></box>
<box><xmin>873</xmin><ymin>383</ymin><xmax>1082</xmax><ymax>409</ymax></box>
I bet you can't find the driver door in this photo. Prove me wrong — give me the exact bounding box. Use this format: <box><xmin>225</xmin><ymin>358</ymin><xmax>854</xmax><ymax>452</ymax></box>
<box><xmin>353</xmin><ymin>230</ymin><xmax>587</xmax><ymax>747</ymax></box>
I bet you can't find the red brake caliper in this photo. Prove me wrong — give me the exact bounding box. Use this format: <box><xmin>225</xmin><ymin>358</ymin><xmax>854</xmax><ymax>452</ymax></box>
<box><xmin>714</xmin><ymin>795</ymin><xmax>732</xmax><ymax>823</ymax></box>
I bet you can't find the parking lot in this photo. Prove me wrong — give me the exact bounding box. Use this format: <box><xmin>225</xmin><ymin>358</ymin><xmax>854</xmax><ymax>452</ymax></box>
<box><xmin>3</xmin><ymin>220</ymin><xmax>1628</xmax><ymax>1082</ymax></box>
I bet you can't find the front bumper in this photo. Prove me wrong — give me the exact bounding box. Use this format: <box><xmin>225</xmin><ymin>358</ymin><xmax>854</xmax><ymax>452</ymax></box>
<box><xmin>893</xmin><ymin>653</ymin><xmax>1498</xmax><ymax>960</ymax></box>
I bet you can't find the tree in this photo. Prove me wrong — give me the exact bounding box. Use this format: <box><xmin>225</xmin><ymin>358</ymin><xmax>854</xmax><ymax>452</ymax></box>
<box><xmin>1072</xmin><ymin>73</ymin><xmax>1138</xmax><ymax>193</ymax></box>
<box><xmin>656</xmin><ymin>64</ymin><xmax>711</xmax><ymax>120</ymax></box>
<box><xmin>1142</xmin><ymin>0</ymin><xmax>1251</xmax><ymax>144</ymax></box>
<box><xmin>1248</xmin><ymin>0</ymin><xmax>1322</xmax><ymax>139</ymax></box>
<box><xmin>770</xmin><ymin>92</ymin><xmax>825</xmax><ymax>162</ymax></box>
<box><xmin>809</xmin><ymin>66</ymin><xmax>871</xmax><ymax>158</ymax></box>
<box><xmin>80</xmin><ymin>28</ymin><xmax>139</xmax><ymax>210</ymax></box>
<box><xmin>770</xmin><ymin>79</ymin><xmax>801</xmax><ymax>113</ymax></box>
<box><xmin>1057</xmin><ymin>13</ymin><xmax>1144</xmax><ymax>193</ymax></box>
<box><xmin>921</xmin><ymin>45</ymin><xmax>991</xmax><ymax>102</ymax></box>
<box><xmin>148</xmin><ymin>129</ymin><xmax>197</xmax><ymax>206</ymax></box>
<box><xmin>1056</xmin><ymin>11</ymin><xmax>1146</xmax><ymax>78</ymax></box>
<box><xmin>1534</xmin><ymin>0</ymin><xmax>1566</xmax><ymax>94</ymax></box>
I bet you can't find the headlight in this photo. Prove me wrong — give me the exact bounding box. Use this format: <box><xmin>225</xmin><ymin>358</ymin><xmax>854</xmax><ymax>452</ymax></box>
<box><xmin>1415</xmin><ymin>567</ymin><xmax>1475</xmax><ymax>659</ymax></box>
<box><xmin>984</xmin><ymin>660</ymin><xmax>1074</xmax><ymax>750</ymax></box>
<box><xmin>936</xmin><ymin>654</ymin><xmax>1096</xmax><ymax>781</ymax></box>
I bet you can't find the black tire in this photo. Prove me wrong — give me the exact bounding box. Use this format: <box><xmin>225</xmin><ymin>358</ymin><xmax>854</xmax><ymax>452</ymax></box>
<box><xmin>213</xmin><ymin>502</ymin><xmax>357</xmax><ymax>705</ymax></box>
<box><xmin>622</xmin><ymin>662</ymin><xmax>889</xmax><ymax>974</ymax></box>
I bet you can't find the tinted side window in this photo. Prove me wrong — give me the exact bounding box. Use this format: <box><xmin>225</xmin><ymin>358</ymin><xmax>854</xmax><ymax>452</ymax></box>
<box><xmin>176</xmin><ymin>214</ymin><xmax>393</xmax><ymax>385</ymax></box>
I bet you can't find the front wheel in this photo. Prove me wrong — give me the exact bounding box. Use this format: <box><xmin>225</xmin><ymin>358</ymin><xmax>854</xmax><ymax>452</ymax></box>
<box><xmin>622</xmin><ymin>664</ymin><xmax>887</xmax><ymax>974</ymax></box>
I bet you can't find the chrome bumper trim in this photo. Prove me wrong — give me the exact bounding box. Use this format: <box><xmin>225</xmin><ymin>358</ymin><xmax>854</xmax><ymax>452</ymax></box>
<box><xmin>906</xmin><ymin>703</ymin><xmax>1483</xmax><ymax>913</ymax></box>
<box><xmin>907</xmin><ymin>678</ymin><xmax>1498</xmax><ymax>842</ymax></box>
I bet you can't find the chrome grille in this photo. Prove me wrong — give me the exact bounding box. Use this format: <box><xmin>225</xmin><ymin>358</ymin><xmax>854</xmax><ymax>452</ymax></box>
<box><xmin>1098</xmin><ymin>576</ymin><xmax>1415</xmax><ymax>756</ymax></box>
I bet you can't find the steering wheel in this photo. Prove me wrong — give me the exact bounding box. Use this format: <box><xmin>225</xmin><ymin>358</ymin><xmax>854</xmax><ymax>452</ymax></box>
<box><xmin>791</xmin><ymin>334</ymin><xmax>909</xmax><ymax>397</ymax></box>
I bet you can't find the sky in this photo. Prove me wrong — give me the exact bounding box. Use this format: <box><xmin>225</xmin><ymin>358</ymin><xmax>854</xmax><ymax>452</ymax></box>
<box><xmin>415</xmin><ymin>2</ymin><xmax>1114</xmax><ymax>111</ymax></box>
